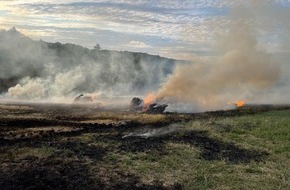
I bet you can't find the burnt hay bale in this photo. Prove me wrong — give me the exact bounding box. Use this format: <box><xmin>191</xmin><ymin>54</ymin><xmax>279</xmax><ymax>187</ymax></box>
<box><xmin>129</xmin><ymin>97</ymin><xmax>143</xmax><ymax>111</ymax></box>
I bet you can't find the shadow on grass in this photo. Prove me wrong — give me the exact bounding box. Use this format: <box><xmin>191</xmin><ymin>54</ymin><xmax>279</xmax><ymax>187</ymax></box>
<box><xmin>116</xmin><ymin>128</ymin><xmax>268</xmax><ymax>164</ymax></box>
<box><xmin>120</xmin><ymin>137</ymin><xmax>167</xmax><ymax>153</ymax></box>
<box><xmin>0</xmin><ymin>121</ymin><xmax>142</xmax><ymax>146</ymax></box>
<box><xmin>0</xmin><ymin>121</ymin><xmax>268</xmax><ymax>189</ymax></box>
<box><xmin>0</xmin><ymin>158</ymin><xmax>181</xmax><ymax>190</ymax></box>
<box><xmin>49</xmin><ymin>141</ymin><xmax>107</xmax><ymax>161</ymax></box>
<box><xmin>1</xmin><ymin>119</ymin><xmax>269</xmax><ymax>164</ymax></box>
<box><xmin>0</xmin><ymin>123</ymin><xmax>181</xmax><ymax>189</ymax></box>
<box><xmin>0</xmin><ymin>159</ymin><xmax>103</xmax><ymax>190</ymax></box>
<box><xmin>171</xmin><ymin>131</ymin><xmax>269</xmax><ymax>163</ymax></box>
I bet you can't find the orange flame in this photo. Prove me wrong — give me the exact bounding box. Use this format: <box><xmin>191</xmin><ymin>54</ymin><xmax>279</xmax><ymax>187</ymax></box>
<box><xmin>235</xmin><ymin>100</ymin><xmax>245</xmax><ymax>107</ymax></box>
<box><xmin>143</xmin><ymin>93</ymin><xmax>157</xmax><ymax>111</ymax></box>
<box><xmin>144</xmin><ymin>93</ymin><xmax>156</xmax><ymax>105</ymax></box>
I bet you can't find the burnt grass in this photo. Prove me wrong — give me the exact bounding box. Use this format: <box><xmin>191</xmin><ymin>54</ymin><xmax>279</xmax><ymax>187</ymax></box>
<box><xmin>0</xmin><ymin>103</ymin><xmax>288</xmax><ymax>190</ymax></box>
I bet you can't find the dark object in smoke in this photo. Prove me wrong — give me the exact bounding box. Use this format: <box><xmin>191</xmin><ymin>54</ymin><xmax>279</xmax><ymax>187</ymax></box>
<box><xmin>73</xmin><ymin>94</ymin><xmax>93</xmax><ymax>103</ymax></box>
<box><xmin>129</xmin><ymin>97</ymin><xmax>144</xmax><ymax>111</ymax></box>
<box><xmin>146</xmin><ymin>103</ymin><xmax>168</xmax><ymax>114</ymax></box>
<box><xmin>129</xmin><ymin>97</ymin><xmax>168</xmax><ymax>113</ymax></box>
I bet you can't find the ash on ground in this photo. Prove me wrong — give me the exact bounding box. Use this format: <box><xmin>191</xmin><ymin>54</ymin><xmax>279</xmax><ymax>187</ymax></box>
<box><xmin>122</xmin><ymin>124</ymin><xmax>179</xmax><ymax>139</ymax></box>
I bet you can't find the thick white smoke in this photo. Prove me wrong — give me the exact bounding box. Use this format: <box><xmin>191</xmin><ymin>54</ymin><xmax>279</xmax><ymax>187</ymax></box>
<box><xmin>0</xmin><ymin>28</ymin><xmax>176</xmax><ymax>102</ymax></box>
<box><xmin>1</xmin><ymin>1</ymin><xmax>290</xmax><ymax>112</ymax></box>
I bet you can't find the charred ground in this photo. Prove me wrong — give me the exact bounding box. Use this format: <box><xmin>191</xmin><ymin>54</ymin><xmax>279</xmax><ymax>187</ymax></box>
<box><xmin>0</xmin><ymin>103</ymin><xmax>290</xmax><ymax>189</ymax></box>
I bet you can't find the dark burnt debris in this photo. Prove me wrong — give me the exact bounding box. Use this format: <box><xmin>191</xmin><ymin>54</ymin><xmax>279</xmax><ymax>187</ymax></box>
<box><xmin>129</xmin><ymin>97</ymin><xmax>168</xmax><ymax>114</ymax></box>
<box><xmin>129</xmin><ymin>97</ymin><xmax>143</xmax><ymax>112</ymax></box>
<box><xmin>146</xmin><ymin>103</ymin><xmax>167</xmax><ymax>114</ymax></box>
<box><xmin>74</xmin><ymin>94</ymin><xmax>93</xmax><ymax>103</ymax></box>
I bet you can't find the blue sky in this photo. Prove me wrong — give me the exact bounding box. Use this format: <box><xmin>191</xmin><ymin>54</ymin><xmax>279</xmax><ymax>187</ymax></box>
<box><xmin>0</xmin><ymin>0</ymin><xmax>289</xmax><ymax>60</ymax></box>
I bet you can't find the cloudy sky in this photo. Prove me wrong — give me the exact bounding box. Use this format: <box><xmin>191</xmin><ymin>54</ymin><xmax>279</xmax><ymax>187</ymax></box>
<box><xmin>0</xmin><ymin>0</ymin><xmax>289</xmax><ymax>60</ymax></box>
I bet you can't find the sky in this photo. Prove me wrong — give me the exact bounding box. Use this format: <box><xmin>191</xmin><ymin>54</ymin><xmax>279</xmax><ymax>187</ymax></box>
<box><xmin>0</xmin><ymin>0</ymin><xmax>290</xmax><ymax>60</ymax></box>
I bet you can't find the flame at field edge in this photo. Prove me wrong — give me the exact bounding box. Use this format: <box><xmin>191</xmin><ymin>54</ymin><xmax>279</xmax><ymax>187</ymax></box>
<box><xmin>235</xmin><ymin>100</ymin><xmax>245</xmax><ymax>107</ymax></box>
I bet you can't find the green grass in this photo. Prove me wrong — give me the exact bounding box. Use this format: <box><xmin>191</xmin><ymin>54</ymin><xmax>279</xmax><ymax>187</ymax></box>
<box><xmin>1</xmin><ymin>106</ymin><xmax>290</xmax><ymax>189</ymax></box>
<box><xmin>1</xmin><ymin>145</ymin><xmax>56</xmax><ymax>161</ymax></box>
<box><xmin>210</xmin><ymin>110</ymin><xmax>290</xmax><ymax>154</ymax></box>
<box><xmin>98</xmin><ymin>110</ymin><xmax>290</xmax><ymax>189</ymax></box>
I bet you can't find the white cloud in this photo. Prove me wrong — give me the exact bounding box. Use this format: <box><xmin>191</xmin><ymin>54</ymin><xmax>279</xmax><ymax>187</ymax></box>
<box><xmin>127</xmin><ymin>41</ymin><xmax>150</xmax><ymax>48</ymax></box>
<box><xmin>0</xmin><ymin>0</ymin><xmax>289</xmax><ymax>59</ymax></box>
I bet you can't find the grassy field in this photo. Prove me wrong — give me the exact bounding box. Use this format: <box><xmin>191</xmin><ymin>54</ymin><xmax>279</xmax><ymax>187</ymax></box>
<box><xmin>0</xmin><ymin>103</ymin><xmax>289</xmax><ymax>189</ymax></box>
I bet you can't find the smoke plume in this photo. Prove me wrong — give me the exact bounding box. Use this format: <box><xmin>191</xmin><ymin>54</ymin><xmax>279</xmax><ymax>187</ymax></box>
<box><xmin>156</xmin><ymin>1</ymin><xmax>289</xmax><ymax>111</ymax></box>
<box><xmin>0</xmin><ymin>28</ymin><xmax>176</xmax><ymax>102</ymax></box>
<box><xmin>1</xmin><ymin>1</ymin><xmax>290</xmax><ymax>112</ymax></box>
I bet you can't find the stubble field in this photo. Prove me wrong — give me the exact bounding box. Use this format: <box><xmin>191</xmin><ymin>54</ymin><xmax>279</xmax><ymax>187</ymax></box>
<box><xmin>0</xmin><ymin>102</ymin><xmax>289</xmax><ymax>190</ymax></box>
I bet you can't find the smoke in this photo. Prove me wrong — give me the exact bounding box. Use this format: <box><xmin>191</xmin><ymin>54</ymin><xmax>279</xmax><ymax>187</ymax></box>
<box><xmin>7</xmin><ymin>66</ymin><xmax>86</xmax><ymax>100</ymax></box>
<box><xmin>156</xmin><ymin>1</ymin><xmax>289</xmax><ymax>111</ymax></box>
<box><xmin>0</xmin><ymin>28</ymin><xmax>176</xmax><ymax>102</ymax></box>
<box><xmin>1</xmin><ymin>1</ymin><xmax>290</xmax><ymax>112</ymax></box>
<box><xmin>122</xmin><ymin>124</ymin><xmax>179</xmax><ymax>139</ymax></box>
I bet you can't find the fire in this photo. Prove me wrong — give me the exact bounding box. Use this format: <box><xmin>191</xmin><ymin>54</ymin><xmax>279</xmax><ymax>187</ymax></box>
<box><xmin>143</xmin><ymin>93</ymin><xmax>156</xmax><ymax>105</ymax></box>
<box><xmin>143</xmin><ymin>93</ymin><xmax>157</xmax><ymax>111</ymax></box>
<box><xmin>227</xmin><ymin>100</ymin><xmax>246</xmax><ymax>108</ymax></box>
<box><xmin>235</xmin><ymin>100</ymin><xmax>245</xmax><ymax>107</ymax></box>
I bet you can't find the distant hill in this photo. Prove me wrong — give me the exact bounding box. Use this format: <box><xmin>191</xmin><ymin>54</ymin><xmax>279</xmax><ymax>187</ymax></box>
<box><xmin>0</xmin><ymin>28</ymin><xmax>180</xmax><ymax>98</ymax></box>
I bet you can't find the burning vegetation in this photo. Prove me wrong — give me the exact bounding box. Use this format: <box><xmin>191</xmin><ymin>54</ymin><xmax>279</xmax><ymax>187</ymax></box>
<box><xmin>235</xmin><ymin>100</ymin><xmax>245</xmax><ymax>108</ymax></box>
<box><xmin>129</xmin><ymin>94</ymin><xmax>168</xmax><ymax>113</ymax></box>
<box><xmin>1</xmin><ymin>2</ymin><xmax>290</xmax><ymax>113</ymax></box>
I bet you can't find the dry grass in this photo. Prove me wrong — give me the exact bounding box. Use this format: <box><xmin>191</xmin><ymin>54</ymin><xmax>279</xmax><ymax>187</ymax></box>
<box><xmin>0</xmin><ymin>105</ymin><xmax>33</xmax><ymax>110</ymax></box>
<box><xmin>0</xmin><ymin>103</ymin><xmax>289</xmax><ymax>189</ymax></box>
<box><xmin>86</xmin><ymin>112</ymin><xmax>168</xmax><ymax>124</ymax></box>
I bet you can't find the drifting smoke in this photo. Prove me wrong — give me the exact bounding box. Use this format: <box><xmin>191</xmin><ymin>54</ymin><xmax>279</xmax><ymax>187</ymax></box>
<box><xmin>155</xmin><ymin>1</ymin><xmax>290</xmax><ymax>111</ymax></box>
<box><xmin>0</xmin><ymin>28</ymin><xmax>176</xmax><ymax>102</ymax></box>
<box><xmin>1</xmin><ymin>1</ymin><xmax>290</xmax><ymax>112</ymax></box>
<box><xmin>156</xmin><ymin>23</ymin><xmax>280</xmax><ymax>110</ymax></box>
<box><xmin>122</xmin><ymin>124</ymin><xmax>179</xmax><ymax>139</ymax></box>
